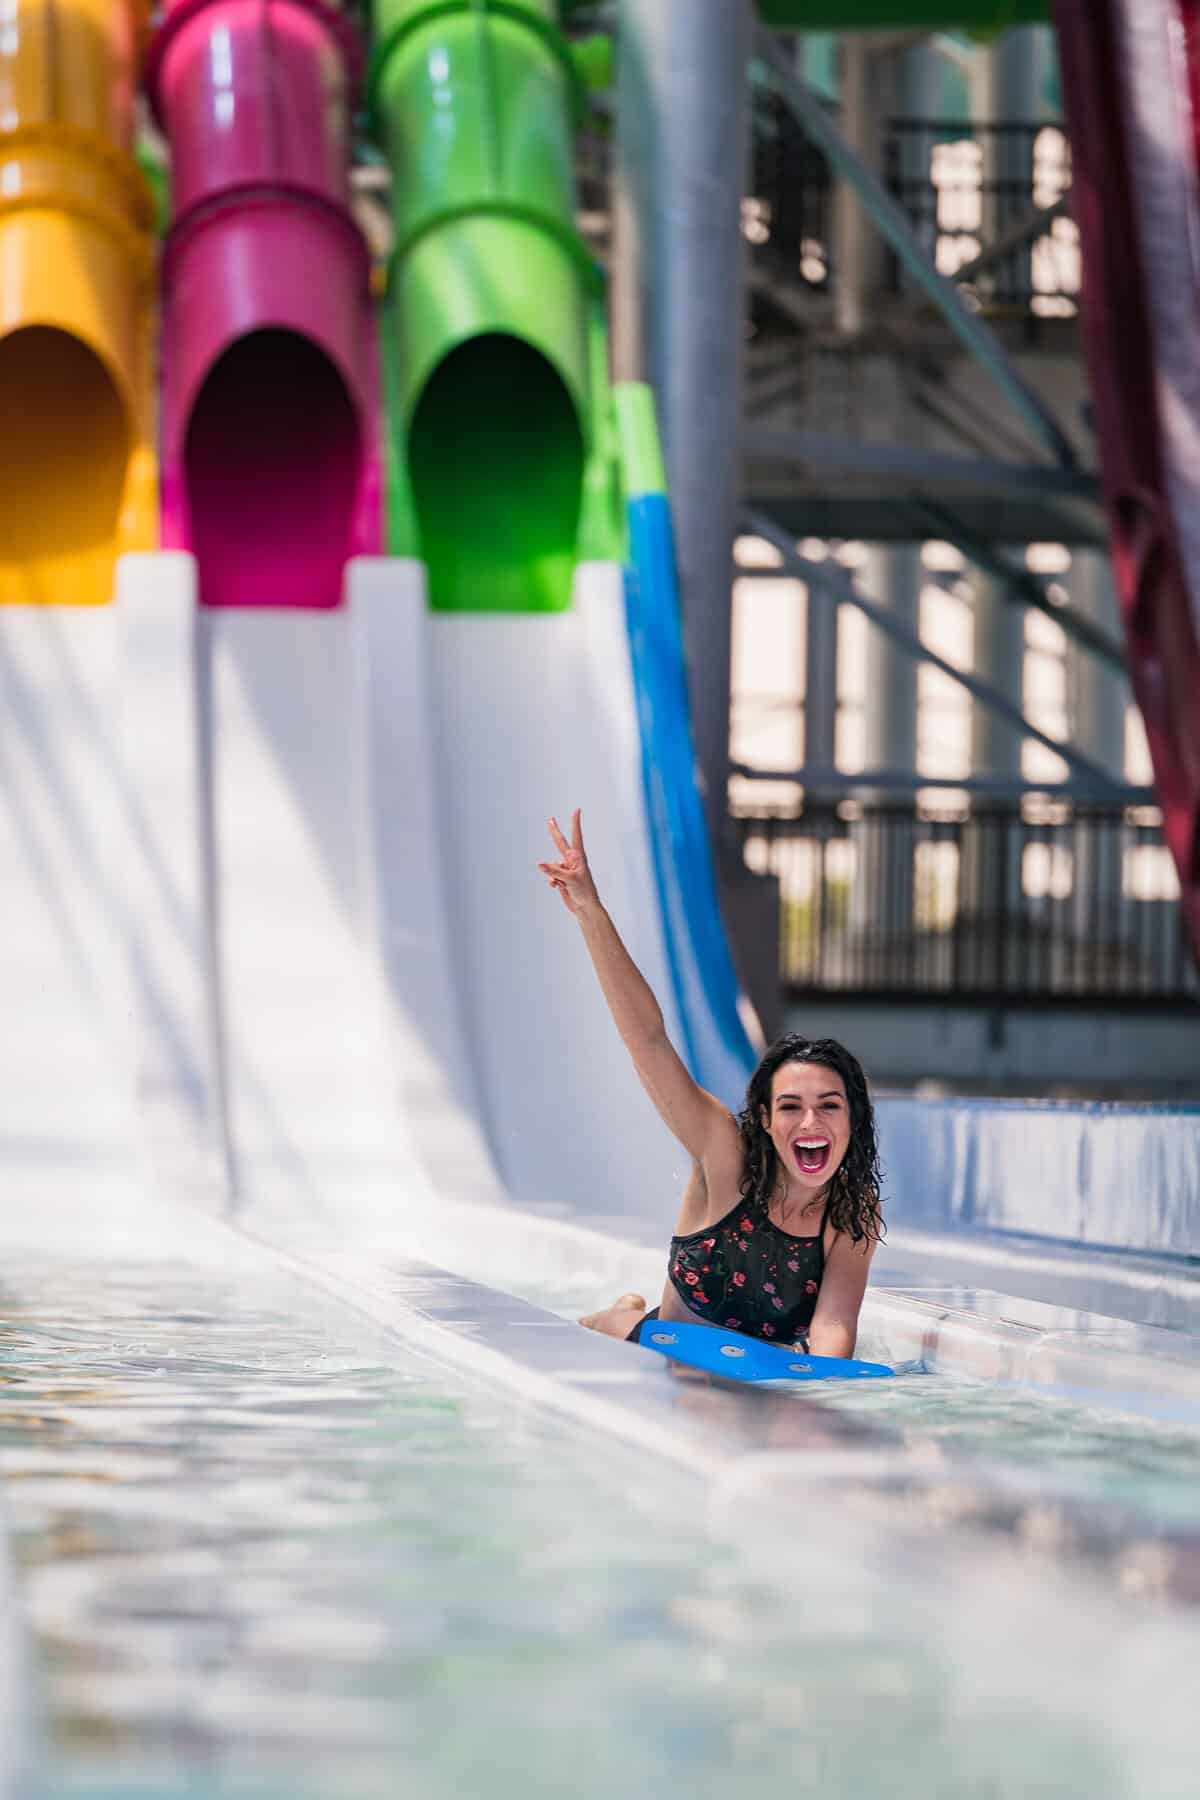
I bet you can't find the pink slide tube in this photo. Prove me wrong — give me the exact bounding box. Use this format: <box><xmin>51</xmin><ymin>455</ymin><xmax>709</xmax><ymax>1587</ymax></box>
<box><xmin>148</xmin><ymin>0</ymin><xmax>380</xmax><ymax>608</ymax></box>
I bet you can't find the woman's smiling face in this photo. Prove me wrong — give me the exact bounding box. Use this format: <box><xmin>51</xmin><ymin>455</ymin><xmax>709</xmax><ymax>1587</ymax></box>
<box><xmin>759</xmin><ymin>1060</ymin><xmax>851</xmax><ymax>1196</ymax></box>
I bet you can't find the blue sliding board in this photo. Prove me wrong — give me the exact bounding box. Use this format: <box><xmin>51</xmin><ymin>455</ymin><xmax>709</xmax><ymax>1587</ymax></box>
<box><xmin>640</xmin><ymin>1320</ymin><xmax>894</xmax><ymax>1383</ymax></box>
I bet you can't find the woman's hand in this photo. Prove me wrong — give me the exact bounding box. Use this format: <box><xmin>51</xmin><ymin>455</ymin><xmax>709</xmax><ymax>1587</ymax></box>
<box><xmin>538</xmin><ymin>810</ymin><xmax>601</xmax><ymax>918</ymax></box>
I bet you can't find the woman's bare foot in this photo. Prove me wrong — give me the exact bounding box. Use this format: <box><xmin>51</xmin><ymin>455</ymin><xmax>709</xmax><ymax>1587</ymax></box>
<box><xmin>579</xmin><ymin>1292</ymin><xmax>648</xmax><ymax>1340</ymax></box>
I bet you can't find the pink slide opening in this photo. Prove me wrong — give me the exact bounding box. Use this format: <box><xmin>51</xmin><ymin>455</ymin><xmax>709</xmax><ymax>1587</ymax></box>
<box><xmin>184</xmin><ymin>328</ymin><xmax>362</xmax><ymax>612</ymax></box>
<box><xmin>150</xmin><ymin>0</ymin><xmax>379</xmax><ymax>608</ymax></box>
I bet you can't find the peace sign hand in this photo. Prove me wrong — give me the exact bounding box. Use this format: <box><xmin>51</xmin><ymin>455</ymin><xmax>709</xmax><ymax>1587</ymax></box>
<box><xmin>537</xmin><ymin>810</ymin><xmax>600</xmax><ymax>918</ymax></box>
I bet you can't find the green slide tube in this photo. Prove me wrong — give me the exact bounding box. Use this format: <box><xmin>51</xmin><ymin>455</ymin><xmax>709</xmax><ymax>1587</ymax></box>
<box><xmin>758</xmin><ymin>0</ymin><xmax>1047</xmax><ymax>23</ymax></box>
<box><xmin>371</xmin><ymin>0</ymin><xmax>606</xmax><ymax>611</ymax></box>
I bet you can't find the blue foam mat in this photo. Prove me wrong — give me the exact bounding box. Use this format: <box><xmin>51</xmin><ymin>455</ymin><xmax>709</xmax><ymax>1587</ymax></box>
<box><xmin>639</xmin><ymin>1319</ymin><xmax>894</xmax><ymax>1382</ymax></box>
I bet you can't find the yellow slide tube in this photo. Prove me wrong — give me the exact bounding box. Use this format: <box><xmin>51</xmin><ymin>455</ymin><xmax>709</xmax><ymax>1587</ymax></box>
<box><xmin>0</xmin><ymin>0</ymin><xmax>155</xmax><ymax>608</ymax></box>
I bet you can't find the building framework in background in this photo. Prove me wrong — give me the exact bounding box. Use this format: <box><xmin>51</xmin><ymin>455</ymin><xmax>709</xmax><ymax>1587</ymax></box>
<box><xmin>609</xmin><ymin>5</ymin><xmax>1197</xmax><ymax>1050</ymax></box>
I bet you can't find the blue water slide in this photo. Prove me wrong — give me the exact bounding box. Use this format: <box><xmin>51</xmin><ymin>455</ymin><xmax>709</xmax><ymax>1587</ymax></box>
<box><xmin>615</xmin><ymin>383</ymin><xmax>758</xmax><ymax>1109</ymax></box>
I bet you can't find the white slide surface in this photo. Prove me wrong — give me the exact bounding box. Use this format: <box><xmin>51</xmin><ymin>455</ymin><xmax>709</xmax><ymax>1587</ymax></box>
<box><xmin>0</xmin><ymin>556</ymin><xmax>696</xmax><ymax>1306</ymax></box>
<box><xmin>0</xmin><ymin>590</ymin><xmax>214</xmax><ymax>1216</ymax></box>
<box><xmin>380</xmin><ymin>560</ymin><xmax>689</xmax><ymax>1229</ymax></box>
<box><xmin>202</xmin><ymin>553</ymin><xmax>688</xmax><ymax>1246</ymax></box>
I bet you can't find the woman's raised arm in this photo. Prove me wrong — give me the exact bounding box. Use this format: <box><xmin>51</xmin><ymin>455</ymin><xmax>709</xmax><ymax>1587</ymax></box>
<box><xmin>538</xmin><ymin>811</ymin><xmax>734</xmax><ymax>1164</ymax></box>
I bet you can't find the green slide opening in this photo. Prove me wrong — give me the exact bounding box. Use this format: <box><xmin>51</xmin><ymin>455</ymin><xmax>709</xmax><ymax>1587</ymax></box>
<box><xmin>409</xmin><ymin>334</ymin><xmax>584</xmax><ymax>613</ymax></box>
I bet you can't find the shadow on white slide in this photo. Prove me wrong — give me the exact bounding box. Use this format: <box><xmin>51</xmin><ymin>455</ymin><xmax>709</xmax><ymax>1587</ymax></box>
<box><xmin>87</xmin><ymin>555</ymin><xmax>696</xmax><ymax>1272</ymax></box>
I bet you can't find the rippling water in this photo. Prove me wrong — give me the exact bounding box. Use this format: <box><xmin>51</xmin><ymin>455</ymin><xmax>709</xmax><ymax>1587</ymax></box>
<box><xmin>0</xmin><ymin>1223</ymin><xmax>1198</xmax><ymax>1799</ymax></box>
<box><xmin>491</xmin><ymin>1263</ymin><xmax>1200</xmax><ymax>1531</ymax></box>
<box><xmin>801</xmin><ymin>1370</ymin><xmax>1200</xmax><ymax>1527</ymax></box>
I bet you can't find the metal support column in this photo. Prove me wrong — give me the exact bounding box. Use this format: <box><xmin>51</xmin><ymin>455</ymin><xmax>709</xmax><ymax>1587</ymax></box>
<box><xmin>970</xmin><ymin>569</ymin><xmax>1026</xmax><ymax>783</ymax></box>
<box><xmin>960</xmin><ymin>29</ymin><xmax>1054</xmax><ymax>977</ymax></box>
<box><xmin>614</xmin><ymin>0</ymin><xmax>750</xmax><ymax>853</ymax></box>
<box><xmin>1068</xmin><ymin>551</ymin><xmax>1130</xmax><ymax>943</ymax></box>
<box><xmin>896</xmin><ymin>42</ymin><xmax>943</xmax><ymax>288</ymax></box>
<box><xmin>972</xmin><ymin>25</ymin><xmax>1050</xmax><ymax>302</ymax></box>
<box><xmin>962</xmin><ymin>565</ymin><xmax>1026</xmax><ymax>967</ymax></box>
<box><xmin>1069</xmin><ymin>551</ymin><xmax>1128</xmax><ymax>778</ymax></box>
<box><xmin>804</xmin><ymin>558</ymin><xmax>839</xmax><ymax>786</ymax></box>
<box><xmin>833</xmin><ymin>37</ymin><xmax>888</xmax><ymax>336</ymax></box>
<box><xmin>854</xmin><ymin>544</ymin><xmax>922</xmax><ymax>939</ymax></box>
<box><xmin>862</xmin><ymin>546</ymin><xmax>922</xmax><ymax>777</ymax></box>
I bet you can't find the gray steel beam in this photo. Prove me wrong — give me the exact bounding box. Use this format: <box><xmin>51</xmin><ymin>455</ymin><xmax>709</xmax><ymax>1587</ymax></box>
<box><xmin>741</xmin><ymin>430</ymin><xmax>1099</xmax><ymax>502</ymax></box>
<box><xmin>731</xmin><ymin>764</ymin><xmax>1155</xmax><ymax>804</ymax></box>
<box><xmin>735</xmin><ymin>549</ymin><xmax>1127</xmax><ymax>674</ymax></box>
<box><xmin>744</xmin><ymin>508</ymin><xmax>1131</xmax><ymax>797</ymax></box>
<box><xmin>906</xmin><ymin>500</ymin><xmax>1128</xmax><ymax>672</ymax></box>
<box><xmin>739</xmin><ymin>492</ymin><xmax>1106</xmax><ymax>549</ymax></box>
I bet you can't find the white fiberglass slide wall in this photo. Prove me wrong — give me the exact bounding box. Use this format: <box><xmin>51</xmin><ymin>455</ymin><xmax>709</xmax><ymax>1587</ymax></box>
<box><xmin>0</xmin><ymin>588</ymin><xmax>216</xmax><ymax>1215</ymax></box>
<box><xmin>206</xmin><ymin>602</ymin><xmax>429</xmax><ymax>1231</ymax></box>
<box><xmin>360</xmin><ymin>559</ymin><xmax>687</xmax><ymax>1234</ymax></box>
<box><xmin>105</xmin><ymin>554</ymin><xmax>689</xmax><ymax>1255</ymax></box>
<box><xmin>0</xmin><ymin>607</ymin><xmax>141</xmax><ymax>1209</ymax></box>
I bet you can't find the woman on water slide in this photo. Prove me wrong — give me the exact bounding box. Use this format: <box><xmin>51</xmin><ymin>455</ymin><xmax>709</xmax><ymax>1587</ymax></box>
<box><xmin>539</xmin><ymin>811</ymin><xmax>883</xmax><ymax>1357</ymax></box>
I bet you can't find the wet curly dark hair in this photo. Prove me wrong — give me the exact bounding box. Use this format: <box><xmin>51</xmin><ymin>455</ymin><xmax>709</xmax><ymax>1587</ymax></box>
<box><xmin>736</xmin><ymin>1035</ymin><xmax>884</xmax><ymax>1245</ymax></box>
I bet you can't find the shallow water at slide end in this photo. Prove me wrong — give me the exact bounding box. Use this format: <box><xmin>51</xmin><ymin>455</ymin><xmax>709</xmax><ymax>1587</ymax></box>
<box><xmin>0</xmin><ymin>1191</ymin><xmax>1196</xmax><ymax>1800</ymax></box>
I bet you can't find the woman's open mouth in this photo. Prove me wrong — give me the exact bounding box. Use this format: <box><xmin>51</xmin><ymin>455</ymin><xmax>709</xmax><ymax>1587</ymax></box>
<box><xmin>792</xmin><ymin>1138</ymin><xmax>830</xmax><ymax>1175</ymax></box>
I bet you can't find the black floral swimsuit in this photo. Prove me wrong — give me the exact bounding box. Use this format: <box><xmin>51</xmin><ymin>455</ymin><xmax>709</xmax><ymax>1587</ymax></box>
<box><xmin>630</xmin><ymin>1193</ymin><xmax>829</xmax><ymax>1349</ymax></box>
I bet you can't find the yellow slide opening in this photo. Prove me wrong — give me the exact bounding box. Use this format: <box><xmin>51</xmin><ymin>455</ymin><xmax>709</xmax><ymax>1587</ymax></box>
<box><xmin>0</xmin><ymin>328</ymin><xmax>131</xmax><ymax>605</ymax></box>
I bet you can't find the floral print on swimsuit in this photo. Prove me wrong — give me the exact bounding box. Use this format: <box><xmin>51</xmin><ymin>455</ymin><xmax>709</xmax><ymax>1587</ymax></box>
<box><xmin>668</xmin><ymin>1193</ymin><xmax>827</xmax><ymax>1345</ymax></box>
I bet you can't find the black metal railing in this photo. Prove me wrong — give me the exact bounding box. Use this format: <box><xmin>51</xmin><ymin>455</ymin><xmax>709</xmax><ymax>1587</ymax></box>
<box><xmin>750</xmin><ymin>92</ymin><xmax>835</xmax><ymax>291</ymax></box>
<box><xmin>746</xmin><ymin>107</ymin><xmax>1079</xmax><ymax>316</ymax></box>
<box><xmin>884</xmin><ymin>119</ymin><xmax>1078</xmax><ymax>314</ymax></box>
<box><xmin>738</xmin><ymin>802</ymin><xmax>1197</xmax><ymax>1004</ymax></box>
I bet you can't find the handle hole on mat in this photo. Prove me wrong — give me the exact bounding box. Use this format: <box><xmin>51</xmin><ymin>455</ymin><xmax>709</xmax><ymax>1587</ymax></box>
<box><xmin>719</xmin><ymin>1345</ymin><xmax>746</xmax><ymax>1358</ymax></box>
<box><xmin>650</xmin><ymin>1333</ymin><xmax>677</xmax><ymax>1345</ymax></box>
